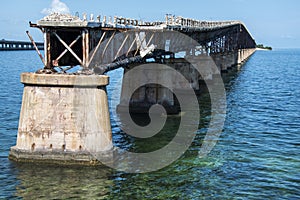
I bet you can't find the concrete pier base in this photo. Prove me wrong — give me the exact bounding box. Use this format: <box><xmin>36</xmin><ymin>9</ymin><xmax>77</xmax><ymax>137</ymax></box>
<box><xmin>117</xmin><ymin>59</ymin><xmax>205</xmax><ymax>114</ymax></box>
<box><xmin>118</xmin><ymin>63</ymin><xmax>179</xmax><ymax>114</ymax></box>
<box><xmin>237</xmin><ymin>48</ymin><xmax>256</xmax><ymax>65</ymax></box>
<box><xmin>9</xmin><ymin>73</ymin><xmax>113</xmax><ymax>165</ymax></box>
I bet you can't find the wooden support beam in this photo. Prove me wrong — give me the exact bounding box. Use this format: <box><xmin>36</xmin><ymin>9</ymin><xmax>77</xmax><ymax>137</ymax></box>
<box><xmin>82</xmin><ymin>30</ymin><xmax>86</xmax><ymax>67</ymax></box>
<box><xmin>134</xmin><ymin>32</ymin><xmax>147</xmax><ymax>56</ymax></box>
<box><xmin>45</xmin><ymin>31</ymin><xmax>51</xmax><ymax>69</ymax></box>
<box><xmin>146</xmin><ymin>32</ymin><xmax>155</xmax><ymax>47</ymax></box>
<box><xmin>88</xmin><ymin>32</ymin><xmax>107</xmax><ymax>67</ymax></box>
<box><xmin>53</xmin><ymin>35</ymin><xmax>81</xmax><ymax>66</ymax></box>
<box><xmin>85</xmin><ymin>31</ymin><xmax>89</xmax><ymax>67</ymax></box>
<box><xmin>26</xmin><ymin>31</ymin><xmax>45</xmax><ymax>66</ymax></box>
<box><xmin>114</xmin><ymin>34</ymin><xmax>129</xmax><ymax>60</ymax></box>
<box><xmin>53</xmin><ymin>32</ymin><xmax>84</xmax><ymax>66</ymax></box>
<box><xmin>126</xmin><ymin>35</ymin><xmax>137</xmax><ymax>56</ymax></box>
<box><xmin>82</xmin><ymin>29</ymin><xmax>89</xmax><ymax>68</ymax></box>
<box><xmin>102</xmin><ymin>31</ymin><xmax>116</xmax><ymax>59</ymax></box>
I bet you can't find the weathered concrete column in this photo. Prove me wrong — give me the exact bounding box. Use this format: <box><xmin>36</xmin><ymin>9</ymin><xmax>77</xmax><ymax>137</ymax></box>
<box><xmin>226</xmin><ymin>52</ymin><xmax>235</xmax><ymax>69</ymax></box>
<box><xmin>221</xmin><ymin>53</ymin><xmax>228</xmax><ymax>72</ymax></box>
<box><xmin>9</xmin><ymin>73</ymin><xmax>112</xmax><ymax>165</ymax></box>
<box><xmin>118</xmin><ymin>63</ymin><xmax>178</xmax><ymax>114</ymax></box>
<box><xmin>237</xmin><ymin>48</ymin><xmax>256</xmax><ymax>65</ymax></box>
<box><xmin>237</xmin><ymin>49</ymin><xmax>243</xmax><ymax>64</ymax></box>
<box><xmin>211</xmin><ymin>54</ymin><xmax>222</xmax><ymax>72</ymax></box>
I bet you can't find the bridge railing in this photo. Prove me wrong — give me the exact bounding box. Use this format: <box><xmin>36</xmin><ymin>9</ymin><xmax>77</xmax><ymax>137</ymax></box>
<box><xmin>111</xmin><ymin>14</ymin><xmax>241</xmax><ymax>30</ymax></box>
<box><xmin>30</xmin><ymin>13</ymin><xmax>256</xmax><ymax>70</ymax></box>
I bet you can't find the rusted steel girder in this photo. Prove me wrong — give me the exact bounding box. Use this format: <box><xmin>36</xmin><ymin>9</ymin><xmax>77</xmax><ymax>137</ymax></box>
<box><xmin>29</xmin><ymin>13</ymin><xmax>256</xmax><ymax>73</ymax></box>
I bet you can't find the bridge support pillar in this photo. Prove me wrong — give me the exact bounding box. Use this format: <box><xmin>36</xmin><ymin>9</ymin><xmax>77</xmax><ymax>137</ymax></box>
<box><xmin>226</xmin><ymin>52</ymin><xmax>235</xmax><ymax>69</ymax></box>
<box><xmin>237</xmin><ymin>48</ymin><xmax>256</xmax><ymax>65</ymax></box>
<box><xmin>221</xmin><ymin>53</ymin><xmax>228</xmax><ymax>72</ymax></box>
<box><xmin>211</xmin><ymin>54</ymin><xmax>222</xmax><ymax>72</ymax></box>
<box><xmin>9</xmin><ymin>73</ymin><xmax>113</xmax><ymax>165</ymax></box>
<box><xmin>118</xmin><ymin>63</ymin><xmax>179</xmax><ymax>114</ymax></box>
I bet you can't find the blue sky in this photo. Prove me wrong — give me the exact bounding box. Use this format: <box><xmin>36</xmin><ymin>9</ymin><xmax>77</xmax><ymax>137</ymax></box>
<box><xmin>1</xmin><ymin>0</ymin><xmax>300</xmax><ymax>48</ymax></box>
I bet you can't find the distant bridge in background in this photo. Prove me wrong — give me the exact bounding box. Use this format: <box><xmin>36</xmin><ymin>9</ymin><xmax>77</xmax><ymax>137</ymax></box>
<box><xmin>0</xmin><ymin>39</ymin><xmax>43</xmax><ymax>51</ymax></box>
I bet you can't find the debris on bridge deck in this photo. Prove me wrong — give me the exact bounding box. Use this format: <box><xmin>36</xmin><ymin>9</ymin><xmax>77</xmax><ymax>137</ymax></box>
<box><xmin>29</xmin><ymin>13</ymin><xmax>256</xmax><ymax>74</ymax></box>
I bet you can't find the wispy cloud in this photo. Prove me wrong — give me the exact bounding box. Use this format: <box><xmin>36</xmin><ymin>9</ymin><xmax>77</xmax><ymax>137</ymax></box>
<box><xmin>41</xmin><ymin>0</ymin><xmax>70</xmax><ymax>15</ymax></box>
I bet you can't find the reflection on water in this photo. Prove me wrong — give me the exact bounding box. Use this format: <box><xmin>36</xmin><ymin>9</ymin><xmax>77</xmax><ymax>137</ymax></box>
<box><xmin>117</xmin><ymin>113</ymin><xmax>181</xmax><ymax>153</ymax></box>
<box><xmin>14</xmin><ymin>164</ymin><xmax>113</xmax><ymax>199</ymax></box>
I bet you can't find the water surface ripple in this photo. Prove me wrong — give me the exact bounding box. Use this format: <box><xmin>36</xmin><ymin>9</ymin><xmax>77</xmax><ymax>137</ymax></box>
<box><xmin>0</xmin><ymin>50</ymin><xmax>299</xmax><ymax>199</ymax></box>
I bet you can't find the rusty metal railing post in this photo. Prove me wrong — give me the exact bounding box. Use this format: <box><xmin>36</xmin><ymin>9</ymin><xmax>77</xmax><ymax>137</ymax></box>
<box><xmin>26</xmin><ymin>31</ymin><xmax>45</xmax><ymax>66</ymax></box>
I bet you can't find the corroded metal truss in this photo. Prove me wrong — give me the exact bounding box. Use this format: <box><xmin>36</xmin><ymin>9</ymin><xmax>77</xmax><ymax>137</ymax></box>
<box><xmin>29</xmin><ymin>13</ymin><xmax>256</xmax><ymax>73</ymax></box>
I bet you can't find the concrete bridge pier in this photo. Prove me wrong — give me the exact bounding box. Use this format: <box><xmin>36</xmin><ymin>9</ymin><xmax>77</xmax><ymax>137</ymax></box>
<box><xmin>237</xmin><ymin>49</ymin><xmax>244</xmax><ymax>64</ymax></box>
<box><xmin>221</xmin><ymin>53</ymin><xmax>229</xmax><ymax>72</ymax></box>
<box><xmin>117</xmin><ymin>56</ymin><xmax>221</xmax><ymax>114</ymax></box>
<box><xmin>237</xmin><ymin>48</ymin><xmax>256</xmax><ymax>65</ymax></box>
<box><xmin>9</xmin><ymin>73</ymin><xmax>113</xmax><ymax>165</ymax></box>
<box><xmin>118</xmin><ymin>63</ymin><xmax>179</xmax><ymax>114</ymax></box>
<box><xmin>211</xmin><ymin>54</ymin><xmax>222</xmax><ymax>72</ymax></box>
<box><xmin>225</xmin><ymin>52</ymin><xmax>235</xmax><ymax>70</ymax></box>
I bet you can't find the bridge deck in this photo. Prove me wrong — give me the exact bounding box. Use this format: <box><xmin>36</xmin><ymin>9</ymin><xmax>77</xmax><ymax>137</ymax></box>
<box><xmin>30</xmin><ymin>13</ymin><xmax>256</xmax><ymax>71</ymax></box>
<box><xmin>0</xmin><ymin>40</ymin><xmax>43</xmax><ymax>51</ymax></box>
<box><xmin>36</xmin><ymin>13</ymin><xmax>246</xmax><ymax>32</ymax></box>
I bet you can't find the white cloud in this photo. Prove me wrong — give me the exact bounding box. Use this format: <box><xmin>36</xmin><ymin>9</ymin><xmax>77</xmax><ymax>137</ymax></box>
<box><xmin>41</xmin><ymin>0</ymin><xmax>70</xmax><ymax>15</ymax></box>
